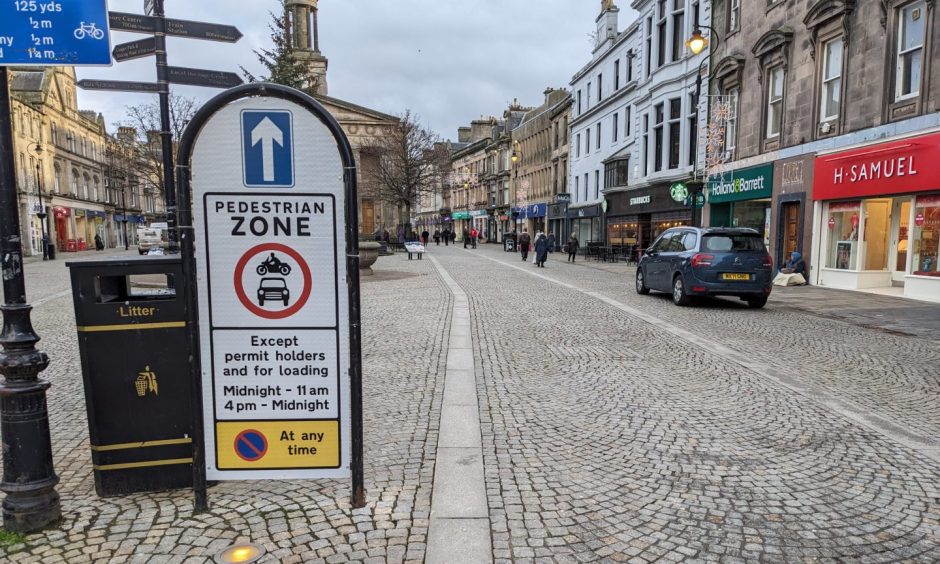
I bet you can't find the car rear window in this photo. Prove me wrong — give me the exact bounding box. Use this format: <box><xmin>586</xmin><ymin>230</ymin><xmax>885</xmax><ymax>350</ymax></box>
<box><xmin>702</xmin><ymin>234</ymin><xmax>766</xmax><ymax>252</ymax></box>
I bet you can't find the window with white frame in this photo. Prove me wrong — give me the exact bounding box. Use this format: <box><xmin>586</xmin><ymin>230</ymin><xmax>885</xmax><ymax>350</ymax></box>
<box><xmin>613</xmin><ymin>112</ymin><xmax>619</xmax><ymax>142</ymax></box>
<box><xmin>687</xmin><ymin>93</ymin><xmax>697</xmax><ymax>167</ymax></box>
<box><xmin>896</xmin><ymin>1</ymin><xmax>925</xmax><ymax>100</ymax></box>
<box><xmin>596</xmin><ymin>123</ymin><xmax>601</xmax><ymax>149</ymax></box>
<box><xmin>578</xmin><ymin>90</ymin><xmax>583</xmax><ymax>114</ymax></box>
<box><xmin>71</xmin><ymin>170</ymin><xmax>79</xmax><ymax>195</ymax></box>
<box><xmin>820</xmin><ymin>39</ymin><xmax>843</xmax><ymax>122</ymax></box>
<box><xmin>671</xmin><ymin>0</ymin><xmax>685</xmax><ymax>62</ymax></box>
<box><xmin>642</xmin><ymin>114</ymin><xmax>650</xmax><ymax>176</ymax></box>
<box><xmin>766</xmin><ymin>67</ymin><xmax>784</xmax><ymax>138</ymax></box>
<box><xmin>586</xmin><ymin>128</ymin><xmax>590</xmax><ymax>155</ymax></box>
<box><xmin>587</xmin><ymin>81</ymin><xmax>592</xmax><ymax>107</ymax></box>
<box><xmin>645</xmin><ymin>18</ymin><xmax>653</xmax><ymax>77</ymax></box>
<box><xmin>576</xmin><ymin>133</ymin><xmax>581</xmax><ymax>157</ymax></box>
<box><xmin>597</xmin><ymin>74</ymin><xmax>603</xmax><ymax>101</ymax></box>
<box><xmin>654</xmin><ymin>103</ymin><xmax>664</xmax><ymax>172</ymax></box>
<box><xmin>615</xmin><ymin>59</ymin><xmax>620</xmax><ymax>90</ymax></box>
<box><xmin>657</xmin><ymin>1</ymin><xmax>667</xmax><ymax>67</ymax></box>
<box><xmin>725</xmin><ymin>88</ymin><xmax>739</xmax><ymax>154</ymax></box>
<box><xmin>594</xmin><ymin>170</ymin><xmax>600</xmax><ymax>199</ymax></box>
<box><xmin>574</xmin><ymin>175</ymin><xmax>579</xmax><ymax>200</ymax></box>
<box><xmin>668</xmin><ymin>98</ymin><xmax>681</xmax><ymax>169</ymax></box>
<box><xmin>626</xmin><ymin>106</ymin><xmax>631</xmax><ymax>137</ymax></box>
<box><xmin>729</xmin><ymin>0</ymin><xmax>740</xmax><ymax>33</ymax></box>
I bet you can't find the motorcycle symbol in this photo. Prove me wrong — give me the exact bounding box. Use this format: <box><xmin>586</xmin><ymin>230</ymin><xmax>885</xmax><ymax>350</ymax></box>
<box><xmin>256</xmin><ymin>253</ymin><xmax>292</xmax><ymax>276</ymax></box>
<box><xmin>74</xmin><ymin>22</ymin><xmax>106</xmax><ymax>40</ymax></box>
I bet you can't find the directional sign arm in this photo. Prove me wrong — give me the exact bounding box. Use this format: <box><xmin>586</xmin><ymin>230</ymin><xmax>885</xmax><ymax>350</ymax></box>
<box><xmin>251</xmin><ymin>118</ymin><xmax>285</xmax><ymax>183</ymax></box>
<box><xmin>77</xmin><ymin>79</ymin><xmax>160</xmax><ymax>93</ymax></box>
<box><xmin>112</xmin><ymin>37</ymin><xmax>157</xmax><ymax>62</ymax></box>
<box><xmin>166</xmin><ymin>66</ymin><xmax>243</xmax><ymax>89</ymax></box>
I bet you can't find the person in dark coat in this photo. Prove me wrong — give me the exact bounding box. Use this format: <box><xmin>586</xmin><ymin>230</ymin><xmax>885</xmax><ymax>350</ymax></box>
<box><xmin>449</xmin><ymin>230</ymin><xmax>456</xmax><ymax>244</ymax></box>
<box><xmin>546</xmin><ymin>232</ymin><xmax>556</xmax><ymax>253</ymax></box>
<box><xmin>442</xmin><ymin>228</ymin><xmax>450</xmax><ymax>246</ymax></box>
<box><xmin>518</xmin><ymin>230</ymin><xmax>531</xmax><ymax>262</ymax></box>
<box><xmin>94</xmin><ymin>234</ymin><xmax>104</xmax><ymax>251</ymax></box>
<box><xmin>463</xmin><ymin>228</ymin><xmax>470</xmax><ymax>249</ymax></box>
<box><xmin>421</xmin><ymin>229</ymin><xmax>430</xmax><ymax>246</ymax></box>
<box><xmin>567</xmin><ymin>233</ymin><xmax>579</xmax><ymax>262</ymax></box>
<box><xmin>433</xmin><ymin>229</ymin><xmax>441</xmax><ymax>245</ymax></box>
<box><xmin>534</xmin><ymin>233</ymin><xmax>549</xmax><ymax>267</ymax></box>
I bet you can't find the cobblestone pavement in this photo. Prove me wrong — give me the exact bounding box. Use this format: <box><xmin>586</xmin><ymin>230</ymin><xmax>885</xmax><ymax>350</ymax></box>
<box><xmin>3</xmin><ymin>244</ymin><xmax>940</xmax><ymax>563</ymax></box>
<box><xmin>3</xmin><ymin>253</ymin><xmax>450</xmax><ymax>563</ymax></box>
<box><xmin>430</xmin><ymin>244</ymin><xmax>940</xmax><ymax>562</ymax></box>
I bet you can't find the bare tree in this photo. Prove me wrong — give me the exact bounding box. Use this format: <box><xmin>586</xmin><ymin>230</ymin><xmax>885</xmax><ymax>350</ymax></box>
<box><xmin>119</xmin><ymin>92</ymin><xmax>198</xmax><ymax>197</ymax></box>
<box><xmin>366</xmin><ymin>111</ymin><xmax>449</xmax><ymax>230</ymax></box>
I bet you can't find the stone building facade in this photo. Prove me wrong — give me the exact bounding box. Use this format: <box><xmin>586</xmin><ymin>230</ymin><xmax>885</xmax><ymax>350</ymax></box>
<box><xmin>708</xmin><ymin>0</ymin><xmax>940</xmax><ymax>301</ymax></box>
<box><xmin>548</xmin><ymin>95</ymin><xmax>572</xmax><ymax>242</ymax></box>
<box><xmin>511</xmin><ymin>88</ymin><xmax>570</xmax><ymax>236</ymax></box>
<box><xmin>10</xmin><ymin>67</ymin><xmax>113</xmax><ymax>256</ymax></box>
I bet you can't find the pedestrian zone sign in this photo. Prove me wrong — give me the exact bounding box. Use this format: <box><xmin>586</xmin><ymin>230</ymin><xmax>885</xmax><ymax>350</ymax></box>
<box><xmin>190</xmin><ymin>95</ymin><xmax>350</xmax><ymax>480</ymax></box>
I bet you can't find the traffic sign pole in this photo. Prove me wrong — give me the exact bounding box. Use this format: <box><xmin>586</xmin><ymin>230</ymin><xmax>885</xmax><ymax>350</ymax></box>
<box><xmin>153</xmin><ymin>0</ymin><xmax>179</xmax><ymax>255</ymax></box>
<box><xmin>0</xmin><ymin>68</ymin><xmax>61</xmax><ymax>532</ymax></box>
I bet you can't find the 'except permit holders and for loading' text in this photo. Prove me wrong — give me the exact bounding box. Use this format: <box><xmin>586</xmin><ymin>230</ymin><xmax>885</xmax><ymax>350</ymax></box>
<box><xmin>213</xmin><ymin>330</ymin><xmax>339</xmax><ymax>419</ymax></box>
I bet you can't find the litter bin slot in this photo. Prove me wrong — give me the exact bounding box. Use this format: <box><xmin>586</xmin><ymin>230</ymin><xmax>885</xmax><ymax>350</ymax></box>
<box><xmin>95</xmin><ymin>274</ymin><xmax>177</xmax><ymax>303</ymax></box>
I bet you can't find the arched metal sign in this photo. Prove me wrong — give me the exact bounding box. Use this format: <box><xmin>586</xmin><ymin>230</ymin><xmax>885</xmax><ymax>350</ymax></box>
<box><xmin>176</xmin><ymin>83</ymin><xmax>364</xmax><ymax>508</ymax></box>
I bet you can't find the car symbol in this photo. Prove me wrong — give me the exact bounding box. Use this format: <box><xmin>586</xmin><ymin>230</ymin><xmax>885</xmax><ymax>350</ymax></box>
<box><xmin>257</xmin><ymin>277</ymin><xmax>290</xmax><ymax>307</ymax></box>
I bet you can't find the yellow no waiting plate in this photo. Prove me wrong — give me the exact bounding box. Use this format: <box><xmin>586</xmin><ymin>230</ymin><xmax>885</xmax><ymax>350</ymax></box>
<box><xmin>721</xmin><ymin>273</ymin><xmax>751</xmax><ymax>281</ymax></box>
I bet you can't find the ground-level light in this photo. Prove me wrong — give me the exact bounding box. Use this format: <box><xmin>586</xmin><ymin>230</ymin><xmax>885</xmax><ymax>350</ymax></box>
<box><xmin>214</xmin><ymin>542</ymin><xmax>266</xmax><ymax>564</ymax></box>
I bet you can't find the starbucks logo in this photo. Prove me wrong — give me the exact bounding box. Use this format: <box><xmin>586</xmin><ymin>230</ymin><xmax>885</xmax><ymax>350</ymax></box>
<box><xmin>670</xmin><ymin>182</ymin><xmax>689</xmax><ymax>203</ymax></box>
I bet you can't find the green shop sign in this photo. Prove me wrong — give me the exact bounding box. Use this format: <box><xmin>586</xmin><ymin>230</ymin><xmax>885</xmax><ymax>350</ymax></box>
<box><xmin>451</xmin><ymin>211</ymin><xmax>471</xmax><ymax>219</ymax></box>
<box><xmin>707</xmin><ymin>163</ymin><xmax>774</xmax><ymax>204</ymax></box>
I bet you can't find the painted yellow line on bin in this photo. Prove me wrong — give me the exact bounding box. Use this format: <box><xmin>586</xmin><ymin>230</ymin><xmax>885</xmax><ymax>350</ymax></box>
<box><xmin>91</xmin><ymin>438</ymin><xmax>192</xmax><ymax>452</ymax></box>
<box><xmin>93</xmin><ymin>458</ymin><xmax>193</xmax><ymax>471</ymax></box>
<box><xmin>77</xmin><ymin>321</ymin><xmax>186</xmax><ymax>332</ymax></box>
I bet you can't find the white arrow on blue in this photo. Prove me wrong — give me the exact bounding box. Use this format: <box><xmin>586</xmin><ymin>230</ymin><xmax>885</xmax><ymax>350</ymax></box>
<box><xmin>251</xmin><ymin>117</ymin><xmax>285</xmax><ymax>182</ymax></box>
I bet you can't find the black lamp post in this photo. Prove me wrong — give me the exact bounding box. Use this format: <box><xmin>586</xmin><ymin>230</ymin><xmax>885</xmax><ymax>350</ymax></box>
<box><xmin>0</xmin><ymin>68</ymin><xmax>61</xmax><ymax>532</ymax></box>
<box><xmin>686</xmin><ymin>23</ymin><xmax>721</xmax><ymax>229</ymax></box>
<box><xmin>27</xmin><ymin>144</ymin><xmax>49</xmax><ymax>260</ymax></box>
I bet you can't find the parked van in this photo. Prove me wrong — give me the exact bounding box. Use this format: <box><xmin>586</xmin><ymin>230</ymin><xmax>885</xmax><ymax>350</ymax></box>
<box><xmin>137</xmin><ymin>228</ymin><xmax>166</xmax><ymax>255</ymax></box>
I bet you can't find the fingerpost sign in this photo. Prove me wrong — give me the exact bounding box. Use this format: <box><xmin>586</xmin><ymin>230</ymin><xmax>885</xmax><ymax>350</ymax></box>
<box><xmin>177</xmin><ymin>84</ymin><xmax>363</xmax><ymax>507</ymax></box>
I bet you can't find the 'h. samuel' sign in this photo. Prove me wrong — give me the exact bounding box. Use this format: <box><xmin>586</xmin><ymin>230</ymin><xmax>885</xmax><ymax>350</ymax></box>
<box><xmin>707</xmin><ymin>163</ymin><xmax>773</xmax><ymax>204</ymax></box>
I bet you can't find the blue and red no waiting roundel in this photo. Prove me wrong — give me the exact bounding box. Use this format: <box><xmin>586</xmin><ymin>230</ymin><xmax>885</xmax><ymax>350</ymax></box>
<box><xmin>234</xmin><ymin>429</ymin><xmax>268</xmax><ymax>462</ymax></box>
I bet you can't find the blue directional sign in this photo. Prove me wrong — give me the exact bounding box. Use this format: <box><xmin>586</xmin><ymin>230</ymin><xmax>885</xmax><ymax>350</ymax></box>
<box><xmin>0</xmin><ymin>0</ymin><xmax>112</xmax><ymax>66</ymax></box>
<box><xmin>241</xmin><ymin>110</ymin><xmax>294</xmax><ymax>188</ymax></box>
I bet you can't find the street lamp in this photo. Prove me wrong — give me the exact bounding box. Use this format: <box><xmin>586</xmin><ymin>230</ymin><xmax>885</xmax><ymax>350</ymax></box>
<box><xmin>27</xmin><ymin>144</ymin><xmax>49</xmax><ymax>260</ymax></box>
<box><xmin>686</xmin><ymin>23</ymin><xmax>721</xmax><ymax>228</ymax></box>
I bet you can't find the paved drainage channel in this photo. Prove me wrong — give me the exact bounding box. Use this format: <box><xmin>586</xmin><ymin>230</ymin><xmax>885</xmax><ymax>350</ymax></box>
<box><xmin>426</xmin><ymin>256</ymin><xmax>493</xmax><ymax>564</ymax></box>
<box><xmin>473</xmin><ymin>252</ymin><xmax>940</xmax><ymax>465</ymax></box>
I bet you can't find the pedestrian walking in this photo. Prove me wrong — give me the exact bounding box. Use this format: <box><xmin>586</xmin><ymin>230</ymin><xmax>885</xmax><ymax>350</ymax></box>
<box><xmin>449</xmin><ymin>230</ymin><xmax>456</xmax><ymax>244</ymax></box>
<box><xmin>463</xmin><ymin>228</ymin><xmax>470</xmax><ymax>249</ymax></box>
<box><xmin>547</xmin><ymin>232</ymin><xmax>555</xmax><ymax>253</ymax></box>
<box><xmin>470</xmin><ymin>227</ymin><xmax>479</xmax><ymax>249</ymax></box>
<box><xmin>443</xmin><ymin>228</ymin><xmax>450</xmax><ymax>246</ymax></box>
<box><xmin>535</xmin><ymin>232</ymin><xmax>549</xmax><ymax>267</ymax></box>
<box><xmin>518</xmin><ymin>229</ymin><xmax>531</xmax><ymax>262</ymax></box>
<box><xmin>433</xmin><ymin>229</ymin><xmax>441</xmax><ymax>245</ymax></box>
<box><xmin>421</xmin><ymin>229</ymin><xmax>430</xmax><ymax>246</ymax></box>
<box><xmin>567</xmin><ymin>233</ymin><xmax>579</xmax><ymax>262</ymax></box>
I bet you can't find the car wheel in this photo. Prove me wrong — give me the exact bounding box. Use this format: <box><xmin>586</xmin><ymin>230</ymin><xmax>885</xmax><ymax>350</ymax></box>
<box><xmin>283</xmin><ymin>298</ymin><xmax>289</xmax><ymax>307</ymax></box>
<box><xmin>746</xmin><ymin>296</ymin><xmax>768</xmax><ymax>309</ymax></box>
<box><xmin>635</xmin><ymin>268</ymin><xmax>650</xmax><ymax>295</ymax></box>
<box><xmin>258</xmin><ymin>297</ymin><xmax>265</xmax><ymax>306</ymax></box>
<box><xmin>672</xmin><ymin>275</ymin><xmax>690</xmax><ymax>306</ymax></box>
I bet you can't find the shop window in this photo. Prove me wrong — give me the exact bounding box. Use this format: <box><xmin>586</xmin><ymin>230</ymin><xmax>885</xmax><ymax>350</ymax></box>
<box><xmin>895</xmin><ymin>1</ymin><xmax>925</xmax><ymax>101</ymax></box>
<box><xmin>608</xmin><ymin>221</ymin><xmax>639</xmax><ymax>245</ymax></box>
<box><xmin>826</xmin><ymin>201</ymin><xmax>860</xmax><ymax>270</ymax></box>
<box><xmin>912</xmin><ymin>196</ymin><xmax>940</xmax><ymax>275</ymax></box>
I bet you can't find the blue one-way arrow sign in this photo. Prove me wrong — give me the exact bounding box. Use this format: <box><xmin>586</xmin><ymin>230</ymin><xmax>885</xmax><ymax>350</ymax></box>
<box><xmin>241</xmin><ymin>111</ymin><xmax>294</xmax><ymax>187</ymax></box>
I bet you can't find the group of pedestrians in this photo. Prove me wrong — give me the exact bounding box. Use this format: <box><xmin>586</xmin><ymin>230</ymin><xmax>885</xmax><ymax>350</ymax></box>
<box><xmin>390</xmin><ymin>226</ymin><xmax>582</xmax><ymax>267</ymax></box>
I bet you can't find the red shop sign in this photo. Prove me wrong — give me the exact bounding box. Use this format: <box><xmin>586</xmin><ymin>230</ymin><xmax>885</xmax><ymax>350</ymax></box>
<box><xmin>53</xmin><ymin>206</ymin><xmax>70</xmax><ymax>219</ymax></box>
<box><xmin>828</xmin><ymin>217</ymin><xmax>836</xmax><ymax>229</ymax></box>
<box><xmin>915</xmin><ymin>212</ymin><xmax>925</xmax><ymax>226</ymax></box>
<box><xmin>813</xmin><ymin>132</ymin><xmax>940</xmax><ymax>201</ymax></box>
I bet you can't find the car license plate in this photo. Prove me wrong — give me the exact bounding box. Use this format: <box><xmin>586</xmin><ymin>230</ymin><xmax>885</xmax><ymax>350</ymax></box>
<box><xmin>722</xmin><ymin>273</ymin><xmax>750</xmax><ymax>281</ymax></box>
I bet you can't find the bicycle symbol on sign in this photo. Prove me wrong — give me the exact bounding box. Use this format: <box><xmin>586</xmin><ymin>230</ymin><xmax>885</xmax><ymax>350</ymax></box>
<box><xmin>73</xmin><ymin>22</ymin><xmax>106</xmax><ymax>41</ymax></box>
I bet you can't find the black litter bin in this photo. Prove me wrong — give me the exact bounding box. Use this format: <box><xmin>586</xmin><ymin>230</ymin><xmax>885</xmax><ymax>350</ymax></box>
<box><xmin>503</xmin><ymin>232</ymin><xmax>517</xmax><ymax>252</ymax></box>
<box><xmin>67</xmin><ymin>255</ymin><xmax>193</xmax><ymax>497</ymax></box>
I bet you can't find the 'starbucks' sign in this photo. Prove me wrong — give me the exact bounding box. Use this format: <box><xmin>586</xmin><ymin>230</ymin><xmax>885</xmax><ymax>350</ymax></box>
<box><xmin>707</xmin><ymin>163</ymin><xmax>774</xmax><ymax>204</ymax></box>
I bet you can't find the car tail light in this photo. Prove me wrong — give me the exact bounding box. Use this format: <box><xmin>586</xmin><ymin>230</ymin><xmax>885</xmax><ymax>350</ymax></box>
<box><xmin>691</xmin><ymin>253</ymin><xmax>714</xmax><ymax>267</ymax></box>
<box><xmin>692</xmin><ymin>286</ymin><xmax>706</xmax><ymax>292</ymax></box>
<box><xmin>762</xmin><ymin>255</ymin><xmax>773</xmax><ymax>268</ymax></box>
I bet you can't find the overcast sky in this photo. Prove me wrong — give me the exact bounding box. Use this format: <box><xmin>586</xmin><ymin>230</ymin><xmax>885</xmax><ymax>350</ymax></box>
<box><xmin>77</xmin><ymin>0</ymin><xmax>636</xmax><ymax>140</ymax></box>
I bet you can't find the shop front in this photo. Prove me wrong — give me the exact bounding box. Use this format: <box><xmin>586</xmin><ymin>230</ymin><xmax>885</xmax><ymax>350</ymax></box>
<box><xmin>53</xmin><ymin>206</ymin><xmax>73</xmax><ymax>251</ymax></box>
<box><xmin>548</xmin><ymin>200</ymin><xmax>568</xmax><ymax>245</ymax></box>
<box><xmin>605</xmin><ymin>183</ymin><xmax>692</xmax><ymax>249</ymax></box>
<box><xmin>567</xmin><ymin>203</ymin><xmax>602</xmax><ymax>243</ymax></box>
<box><xmin>511</xmin><ymin>203</ymin><xmax>548</xmax><ymax>235</ymax></box>
<box><xmin>470</xmin><ymin>210</ymin><xmax>489</xmax><ymax>241</ymax></box>
<box><xmin>813</xmin><ymin>131</ymin><xmax>940</xmax><ymax>302</ymax></box>
<box><xmin>451</xmin><ymin>210</ymin><xmax>471</xmax><ymax>238</ymax></box>
<box><xmin>707</xmin><ymin>163</ymin><xmax>773</xmax><ymax>246</ymax></box>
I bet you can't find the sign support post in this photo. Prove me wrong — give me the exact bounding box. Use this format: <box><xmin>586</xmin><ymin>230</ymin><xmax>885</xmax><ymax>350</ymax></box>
<box><xmin>153</xmin><ymin>0</ymin><xmax>179</xmax><ymax>254</ymax></box>
<box><xmin>177</xmin><ymin>83</ymin><xmax>364</xmax><ymax>510</ymax></box>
